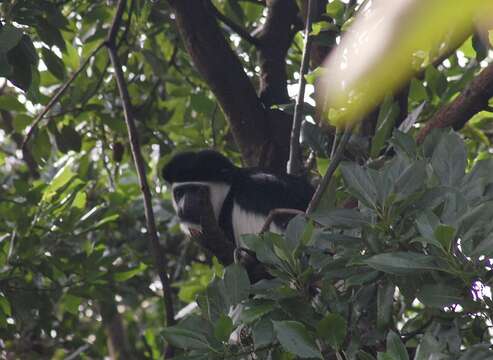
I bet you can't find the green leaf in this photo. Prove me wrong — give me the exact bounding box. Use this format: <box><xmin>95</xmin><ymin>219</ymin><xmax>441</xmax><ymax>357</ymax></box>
<box><xmin>389</xmin><ymin>130</ymin><xmax>417</xmax><ymax>157</ymax></box>
<box><xmin>416</xmin><ymin>210</ymin><xmax>440</xmax><ymax>240</ymax></box>
<box><xmin>311</xmin><ymin>208</ymin><xmax>369</xmax><ymax>228</ymax></box>
<box><xmin>72</xmin><ymin>191</ymin><xmax>87</xmax><ymax>210</ymax></box>
<box><xmin>61</xmin><ymin>293</ymin><xmax>82</xmax><ymax>315</ymax></box>
<box><xmin>253</xmin><ymin>317</ymin><xmax>274</xmax><ymax>350</ymax></box>
<box><xmin>425</xmin><ymin>65</ymin><xmax>447</xmax><ymax>97</ymax></box>
<box><xmin>433</xmin><ymin>224</ymin><xmax>455</xmax><ymax>251</ymax></box>
<box><xmin>35</xmin><ymin>19</ymin><xmax>67</xmax><ymax>51</ymax></box>
<box><xmin>377</xmin><ymin>282</ymin><xmax>395</xmax><ymax>330</ymax></box>
<box><xmin>394</xmin><ymin>160</ymin><xmax>426</xmax><ymax>199</ymax></box>
<box><xmin>214</xmin><ymin>314</ymin><xmax>233</xmax><ymax>342</ymax></box>
<box><xmin>42</xmin><ymin>165</ymin><xmax>76</xmax><ymax>202</ymax></box>
<box><xmin>377</xmin><ymin>352</ymin><xmax>395</xmax><ymax>360</ymax></box>
<box><xmin>472</xmin><ymin>235</ymin><xmax>493</xmax><ymax>257</ymax></box>
<box><xmin>285</xmin><ymin>215</ymin><xmax>307</xmax><ymax>253</ymax></box>
<box><xmin>223</xmin><ymin>264</ymin><xmax>250</xmax><ymax>305</ymax></box>
<box><xmin>114</xmin><ymin>262</ymin><xmax>148</xmax><ymax>282</ymax></box>
<box><xmin>273</xmin><ymin>321</ymin><xmax>322</xmax><ymax>359</ymax></box>
<box><xmin>370</xmin><ymin>97</ymin><xmax>399</xmax><ymax>158</ymax></box>
<box><xmin>310</xmin><ymin>21</ymin><xmax>337</xmax><ymax>36</ymax></box>
<box><xmin>413</xmin><ymin>333</ymin><xmax>441</xmax><ymax>360</ymax></box>
<box><xmin>320</xmin><ymin>0</ymin><xmax>489</xmax><ymax>128</ymax></box>
<box><xmin>431</xmin><ymin>131</ymin><xmax>467</xmax><ymax>187</ymax></box>
<box><xmin>6</xmin><ymin>37</ymin><xmax>36</xmax><ymax>91</ymax></box>
<box><xmin>240</xmin><ymin>300</ymin><xmax>275</xmax><ymax>323</ymax></box>
<box><xmin>42</xmin><ymin>47</ymin><xmax>66</xmax><ymax>80</ymax></box>
<box><xmin>357</xmin><ymin>351</ymin><xmax>377</xmax><ymax>360</ymax></box>
<box><xmin>317</xmin><ymin>313</ymin><xmax>347</xmax><ymax>351</ymax></box>
<box><xmin>417</xmin><ymin>284</ymin><xmax>463</xmax><ymax>308</ymax></box>
<box><xmin>242</xmin><ymin>234</ymin><xmax>280</xmax><ymax>266</ymax></box>
<box><xmin>326</xmin><ymin>0</ymin><xmax>345</xmax><ymax>21</ymax></box>
<box><xmin>162</xmin><ymin>326</ymin><xmax>211</xmax><ymax>350</ymax></box>
<box><xmin>197</xmin><ymin>278</ymin><xmax>228</xmax><ymax>323</ymax></box>
<box><xmin>365</xmin><ymin>252</ymin><xmax>440</xmax><ymax>275</ymax></box>
<box><xmin>63</xmin><ymin>41</ymin><xmax>80</xmax><ymax>70</ymax></box>
<box><xmin>305</xmin><ymin>66</ymin><xmax>325</xmax><ymax>85</ymax></box>
<box><xmin>57</xmin><ymin>125</ymin><xmax>82</xmax><ymax>152</ymax></box>
<box><xmin>0</xmin><ymin>95</ymin><xmax>25</xmax><ymax>112</ymax></box>
<box><xmin>386</xmin><ymin>331</ymin><xmax>409</xmax><ymax>360</ymax></box>
<box><xmin>398</xmin><ymin>101</ymin><xmax>426</xmax><ymax>133</ymax></box>
<box><xmin>89</xmin><ymin>214</ymin><xmax>120</xmax><ymax>230</ymax></box>
<box><xmin>409</xmin><ymin>79</ymin><xmax>428</xmax><ymax>103</ymax></box>
<box><xmin>340</xmin><ymin>162</ymin><xmax>377</xmax><ymax>208</ymax></box>
<box><xmin>0</xmin><ymin>24</ymin><xmax>24</xmax><ymax>52</ymax></box>
<box><xmin>31</xmin><ymin>128</ymin><xmax>51</xmax><ymax>162</ymax></box>
<box><xmin>0</xmin><ymin>295</ymin><xmax>11</xmax><ymax>316</ymax></box>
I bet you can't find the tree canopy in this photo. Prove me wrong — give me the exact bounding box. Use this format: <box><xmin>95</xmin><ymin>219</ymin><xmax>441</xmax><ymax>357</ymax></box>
<box><xmin>1</xmin><ymin>0</ymin><xmax>493</xmax><ymax>359</ymax></box>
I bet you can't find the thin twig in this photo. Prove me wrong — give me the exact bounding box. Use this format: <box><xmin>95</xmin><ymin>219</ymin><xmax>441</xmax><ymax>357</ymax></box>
<box><xmin>209</xmin><ymin>2</ymin><xmax>260</xmax><ymax>46</ymax></box>
<box><xmin>211</xmin><ymin>102</ymin><xmax>219</xmax><ymax>148</ymax></box>
<box><xmin>306</xmin><ymin>130</ymin><xmax>351</xmax><ymax>215</ymax></box>
<box><xmin>99</xmin><ymin>122</ymin><xmax>116</xmax><ymax>190</ymax></box>
<box><xmin>45</xmin><ymin>60</ymin><xmax>110</xmax><ymax>120</ymax></box>
<box><xmin>329</xmin><ymin>130</ymin><xmax>340</xmax><ymax>159</ymax></box>
<box><xmin>105</xmin><ymin>0</ymin><xmax>175</xmax><ymax>357</ymax></box>
<box><xmin>65</xmin><ymin>344</ymin><xmax>91</xmax><ymax>360</ymax></box>
<box><xmin>287</xmin><ymin>0</ymin><xmax>317</xmax><ymax>175</ymax></box>
<box><xmin>260</xmin><ymin>208</ymin><xmax>305</xmax><ymax>234</ymax></box>
<box><xmin>22</xmin><ymin>42</ymin><xmax>105</xmax><ymax>150</ymax></box>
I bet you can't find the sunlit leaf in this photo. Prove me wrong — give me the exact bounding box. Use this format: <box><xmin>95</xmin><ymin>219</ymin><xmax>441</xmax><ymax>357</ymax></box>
<box><xmin>319</xmin><ymin>0</ymin><xmax>491</xmax><ymax>127</ymax></box>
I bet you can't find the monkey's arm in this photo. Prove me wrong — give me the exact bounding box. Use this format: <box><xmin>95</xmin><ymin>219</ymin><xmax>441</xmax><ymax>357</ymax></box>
<box><xmin>192</xmin><ymin>187</ymin><xmax>235</xmax><ymax>265</ymax></box>
<box><xmin>193</xmin><ymin>187</ymin><xmax>271</xmax><ymax>282</ymax></box>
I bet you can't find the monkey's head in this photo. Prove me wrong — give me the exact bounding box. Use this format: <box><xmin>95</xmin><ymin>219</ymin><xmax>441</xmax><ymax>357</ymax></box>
<box><xmin>162</xmin><ymin>150</ymin><xmax>237</xmax><ymax>234</ymax></box>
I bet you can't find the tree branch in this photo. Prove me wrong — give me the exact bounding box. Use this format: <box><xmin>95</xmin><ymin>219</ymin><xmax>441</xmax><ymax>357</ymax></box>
<box><xmin>416</xmin><ymin>61</ymin><xmax>493</xmax><ymax>143</ymax></box>
<box><xmin>210</xmin><ymin>3</ymin><xmax>260</xmax><ymax>46</ymax></box>
<box><xmin>105</xmin><ymin>0</ymin><xmax>175</xmax><ymax>357</ymax></box>
<box><xmin>21</xmin><ymin>42</ymin><xmax>105</xmax><ymax>151</ymax></box>
<box><xmin>287</xmin><ymin>0</ymin><xmax>317</xmax><ymax>175</ymax></box>
<box><xmin>254</xmin><ymin>0</ymin><xmax>300</xmax><ymax>106</ymax></box>
<box><xmin>306</xmin><ymin>130</ymin><xmax>351</xmax><ymax>215</ymax></box>
<box><xmin>167</xmin><ymin>0</ymin><xmax>281</xmax><ymax>168</ymax></box>
<box><xmin>260</xmin><ymin>208</ymin><xmax>305</xmax><ymax>233</ymax></box>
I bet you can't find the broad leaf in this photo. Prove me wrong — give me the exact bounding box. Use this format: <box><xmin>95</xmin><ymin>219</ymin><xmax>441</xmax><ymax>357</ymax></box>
<box><xmin>273</xmin><ymin>321</ymin><xmax>322</xmax><ymax>359</ymax></box>
<box><xmin>386</xmin><ymin>331</ymin><xmax>409</xmax><ymax>360</ymax></box>
<box><xmin>431</xmin><ymin>132</ymin><xmax>467</xmax><ymax>187</ymax></box>
<box><xmin>365</xmin><ymin>252</ymin><xmax>440</xmax><ymax>275</ymax></box>
<box><xmin>317</xmin><ymin>313</ymin><xmax>347</xmax><ymax>351</ymax></box>
<box><xmin>223</xmin><ymin>264</ymin><xmax>250</xmax><ymax>305</ymax></box>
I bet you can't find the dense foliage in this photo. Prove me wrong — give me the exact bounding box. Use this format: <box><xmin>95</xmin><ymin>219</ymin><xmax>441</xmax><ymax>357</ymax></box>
<box><xmin>0</xmin><ymin>0</ymin><xmax>493</xmax><ymax>359</ymax></box>
<box><xmin>164</xmin><ymin>130</ymin><xmax>493</xmax><ymax>359</ymax></box>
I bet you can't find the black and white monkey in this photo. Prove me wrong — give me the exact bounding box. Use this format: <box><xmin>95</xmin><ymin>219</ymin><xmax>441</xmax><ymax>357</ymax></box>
<box><xmin>161</xmin><ymin>150</ymin><xmax>314</xmax><ymax>250</ymax></box>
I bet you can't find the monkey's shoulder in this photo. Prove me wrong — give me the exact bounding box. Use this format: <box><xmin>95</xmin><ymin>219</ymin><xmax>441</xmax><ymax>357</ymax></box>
<box><xmin>230</xmin><ymin>170</ymin><xmax>314</xmax><ymax>214</ymax></box>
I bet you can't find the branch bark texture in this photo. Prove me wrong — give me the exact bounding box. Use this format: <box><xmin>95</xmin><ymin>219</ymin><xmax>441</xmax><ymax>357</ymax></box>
<box><xmin>417</xmin><ymin>61</ymin><xmax>493</xmax><ymax>143</ymax></box>
<box><xmin>167</xmin><ymin>0</ymin><xmax>301</xmax><ymax>172</ymax></box>
<box><xmin>254</xmin><ymin>0</ymin><xmax>300</xmax><ymax>106</ymax></box>
<box><xmin>168</xmin><ymin>0</ymin><xmax>271</xmax><ymax>168</ymax></box>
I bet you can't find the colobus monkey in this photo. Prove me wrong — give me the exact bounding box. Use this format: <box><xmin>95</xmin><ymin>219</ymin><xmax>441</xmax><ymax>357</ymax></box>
<box><xmin>162</xmin><ymin>150</ymin><xmax>314</xmax><ymax>249</ymax></box>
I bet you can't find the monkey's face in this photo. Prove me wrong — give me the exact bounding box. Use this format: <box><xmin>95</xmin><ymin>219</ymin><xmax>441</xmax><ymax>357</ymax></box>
<box><xmin>172</xmin><ymin>183</ymin><xmax>208</xmax><ymax>225</ymax></box>
<box><xmin>171</xmin><ymin>181</ymin><xmax>231</xmax><ymax>235</ymax></box>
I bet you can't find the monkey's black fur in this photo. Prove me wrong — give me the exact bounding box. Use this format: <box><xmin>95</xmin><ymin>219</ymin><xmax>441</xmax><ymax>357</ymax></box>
<box><xmin>162</xmin><ymin>150</ymin><xmax>314</xmax><ymax>279</ymax></box>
